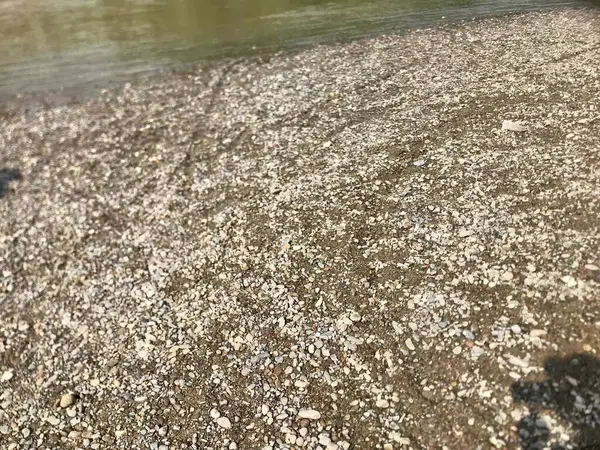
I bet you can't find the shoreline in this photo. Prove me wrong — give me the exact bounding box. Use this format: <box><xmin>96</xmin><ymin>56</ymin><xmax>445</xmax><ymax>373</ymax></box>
<box><xmin>0</xmin><ymin>6</ymin><xmax>593</xmax><ymax>113</ymax></box>
<box><xmin>1</xmin><ymin>8</ymin><xmax>600</xmax><ymax>450</ymax></box>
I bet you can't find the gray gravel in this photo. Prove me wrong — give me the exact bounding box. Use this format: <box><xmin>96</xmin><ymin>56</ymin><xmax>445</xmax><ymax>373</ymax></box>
<box><xmin>1</xmin><ymin>8</ymin><xmax>600</xmax><ymax>450</ymax></box>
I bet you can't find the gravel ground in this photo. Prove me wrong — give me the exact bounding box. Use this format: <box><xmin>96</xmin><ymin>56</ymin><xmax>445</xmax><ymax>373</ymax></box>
<box><xmin>1</xmin><ymin>8</ymin><xmax>600</xmax><ymax>450</ymax></box>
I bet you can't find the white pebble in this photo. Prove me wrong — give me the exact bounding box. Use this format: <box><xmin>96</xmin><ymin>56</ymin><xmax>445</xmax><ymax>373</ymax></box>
<box><xmin>298</xmin><ymin>409</ymin><xmax>321</xmax><ymax>420</ymax></box>
<box><xmin>376</xmin><ymin>399</ymin><xmax>390</xmax><ymax>408</ymax></box>
<box><xmin>501</xmin><ymin>271</ymin><xmax>514</xmax><ymax>281</ymax></box>
<box><xmin>216</xmin><ymin>417</ymin><xmax>232</xmax><ymax>429</ymax></box>
<box><xmin>1</xmin><ymin>370</ymin><xmax>14</xmax><ymax>382</ymax></box>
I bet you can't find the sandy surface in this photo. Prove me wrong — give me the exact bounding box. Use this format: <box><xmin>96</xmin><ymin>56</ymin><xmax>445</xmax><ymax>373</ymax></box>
<box><xmin>1</xmin><ymin>8</ymin><xmax>600</xmax><ymax>450</ymax></box>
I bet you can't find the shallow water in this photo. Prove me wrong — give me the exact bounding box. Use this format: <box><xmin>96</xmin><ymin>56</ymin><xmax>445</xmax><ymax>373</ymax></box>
<box><xmin>0</xmin><ymin>0</ymin><xmax>589</xmax><ymax>96</ymax></box>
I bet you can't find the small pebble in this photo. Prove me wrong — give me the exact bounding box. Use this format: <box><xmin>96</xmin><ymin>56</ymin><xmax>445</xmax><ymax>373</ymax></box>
<box><xmin>298</xmin><ymin>409</ymin><xmax>321</xmax><ymax>420</ymax></box>
<box><xmin>376</xmin><ymin>398</ymin><xmax>390</xmax><ymax>408</ymax></box>
<box><xmin>60</xmin><ymin>393</ymin><xmax>77</xmax><ymax>408</ymax></box>
<box><xmin>216</xmin><ymin>417</ymin><xmax>232</xmax><ymax>429</ymax></box>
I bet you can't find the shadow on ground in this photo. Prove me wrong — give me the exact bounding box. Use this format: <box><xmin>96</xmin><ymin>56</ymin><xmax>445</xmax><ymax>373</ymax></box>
<box><xmin>512</xmin><ymin>353</ymin><xmax>600</xmax><ymax>450</ymax></box>
<box><xmin>0</xmin><ymin>168</ymin><xmax>22</xmax><ymax>198</ymax></box>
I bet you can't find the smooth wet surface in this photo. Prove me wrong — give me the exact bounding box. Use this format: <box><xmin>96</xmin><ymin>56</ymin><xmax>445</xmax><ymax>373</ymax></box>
<box><xmin>0</xmin><ymin>0</ymin><xmax>591</xmax><ymax>96</ymax></box>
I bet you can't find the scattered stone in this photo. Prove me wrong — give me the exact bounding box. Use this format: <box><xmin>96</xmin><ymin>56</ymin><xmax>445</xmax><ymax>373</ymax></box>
<box><xmin>462</xmin><ymin>330</ymin><xmax>475</xmax><ymax>340</ymax></box>
<box><xmin>422</xmin><ymin>388</ymin><xmax>434</xmax><ymax>400</ymax></box>
<box><xmin>471</xmin><ymin>346</ymin><xmax>485</xmax><ymax>358</ymax></box>
<box><xmin>376</xmin><ymin>399</ymin><xmax>390</xmax><ymax>408</ymax></box>
<box><xmin>298</xmin><ymin>409</ymin><xmax>321</xmax><ymax>420</ymax></box>
<box><xmin>47</xmin><ymin>416</ymin><xmax>60</xmax><ymax>426</ymax></box>
<box><xmin>59</xmin><ymin>393</ymin><xmax>77</xmax><ymax>408</ymax></box>
<box><xmin>1</xmin><ymin>370</ymin><xmax>14</xmax><ymax>382</ymax></box>
<box><xmin>506</xmin><ymin>355</ymin><xmax>529</xmax><ymax>369</ymax></box>
<box><xmin>216</xmin><ymin>417</ymin><xmax>232</xmax><ymax>429</ymax></box>
<box><xmin>501</xmin><ymin>120</ymin><xmax>527</xmax><ymax>132</ymax></box>
<box><xmin>529</xmin><ymin>329</ymin><xmax>547</xmax><ymax>337</ymax></box>
<box><xmin>501</xmin><ymin>271</ymin><xmax>514</xmax><ymax>282</ymax></box>
<box><xmin>458</xmin><ymin>229</ymin><xmax>472</xmax><ymax>238</ymax></box>
<box><xmin>561</xmin><ymin>275</ymin><xmax>577</xmax><ymax>287</ymax></box>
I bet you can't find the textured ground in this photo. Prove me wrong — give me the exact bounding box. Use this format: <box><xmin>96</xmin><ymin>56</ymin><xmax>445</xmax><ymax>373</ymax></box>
<box><xmin>1</xmin><ymin>8</ymin><xmax>600</xmax><ymax>450</ymax></box>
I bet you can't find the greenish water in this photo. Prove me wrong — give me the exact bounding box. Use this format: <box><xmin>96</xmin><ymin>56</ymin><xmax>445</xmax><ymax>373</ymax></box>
<box><xmin>0</xmin><ymin>0</ymin><xmax>589</xmax><ymax>96</ymax></box>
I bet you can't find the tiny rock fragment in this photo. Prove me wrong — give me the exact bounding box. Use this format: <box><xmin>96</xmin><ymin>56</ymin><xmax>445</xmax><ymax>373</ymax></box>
<box><xmin>68</xmin><ymin>430</ymin><xmax>81</xmax><ymax>439</ymax></box>
<box><xmin>501</xmin><ymin>271</ymin><xmax>514</xmax><ymax>282</ymax></box>
<box><xmin>458</xmin><ymin>229</ymin><xmax>472</xmax><ymax>238</ymax></box>
<box><xmin>210</xmin><ymin>408</ymin><xmax>221</xmax><ymax>419</ymax></box>
<box><xmin>413</xmin><ymin>159</ymin><xmax>425</xmax><ymax>167</ymax></box>
<box><xmin>405</xmin><ymin>338</ymin><xmax>416</xmax><ymax>351</ymax></box>
<box><xmin>560</xmin><ymin>275</ymin><xmax>577</xmax><ymax>287</ymax></box>
<box><xmin>47</xmin><ymin>416</ymin><xmax>60</xmax><ymax>426</ymax></box>
<box><xmin>471</xmin><ymin>346</ymin><xmax>485</xmax><ymax>358</ymax></box>
<box><xmin>216</xmin><ymin>417</ymin><xmax>232</xmax><ymax>429</ymax></box>
<box><xmin>585</xmin><ymin>264</ymin><xmax>599</xmax><ymax>271</ymax></box>
<box><xmin>462</xmin><ymin>330</ymin><xmax>475</xmax><ymax>340</ymax></box>
<box><xmin>295</xmin><ymin>379</ymin><xmax>309</xmax><ymax>388</ymax></box>
<box><xmin>502</xmin><ymin>120</ymin><xmax>527</xmax><ymax>132</ymax></box>
<box><xmin>376</xmin><ymin>398</ymin><xmax>390</xmax><ymax>408</ymax></box>
<box><xmin>529</xmin><ymin>329</ymin><xmax>547</xmax><ymax>337</ymax></box>
<box><xmin>489</xmin><ymin>436</ymin><xmax>505</xmax><ymax>448</ymax></box>
<box><xmin>1</xmin><ymin>370</ymin><xmax>13</xmax><ymax>382</ymax></box>
<box><xmin>298</xmin><ymin>409</ymin><xmax>321</xmax><ymax>420</ymax></box>
<box><xmin>60</xmin><ymin>393</ymin><xmax>77</xmax><ymax>408</ymax></box>
<box><xmin>506</xmin><ymin>354</ymin><xmax>529</xmax><ymax>368</ymax></box>
<box><xmin>383</xmin><ymin>444</ymin><xmax>394</xmax><ymax>450</ymax></box>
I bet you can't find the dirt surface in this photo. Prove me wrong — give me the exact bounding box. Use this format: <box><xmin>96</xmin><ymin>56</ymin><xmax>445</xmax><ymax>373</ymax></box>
<box><xmin>1</xmin><ymin>8</ymin><xmax>600</xmax><ymax>450</ymax></box>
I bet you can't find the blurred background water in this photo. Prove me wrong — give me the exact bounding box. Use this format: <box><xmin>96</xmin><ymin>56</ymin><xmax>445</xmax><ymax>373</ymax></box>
<box><xmin>0</xmin><ymin>0</ymin><xmax>591</xmax><ymax>96</ymax></box>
